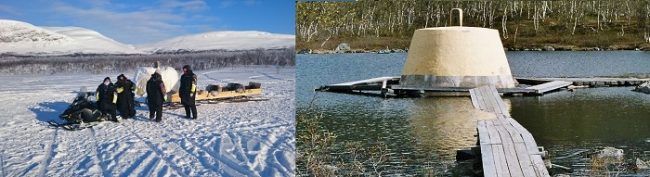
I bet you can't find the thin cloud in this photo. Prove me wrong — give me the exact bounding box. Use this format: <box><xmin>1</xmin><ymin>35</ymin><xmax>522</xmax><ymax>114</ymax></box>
<box><xmin>0</xmin><ymin>4</ymin><xmax>20</xmax><ymax>16</ymax></box>
<box><xmin>219</xmin><ymin>0</ymin><xmax>259</xmax><ymax>8</ymax></box>
<box><xmin>86</xmin><ymin>0</ymin><xmax>111</xmax><ymax>7</ymax></box>
<box><xmin>161</xmin><ymin>0</ymin><xmax>209</xmax><ymax>12</ymax></box>
<box><xmin>50</xmin><ymin>0</ymin><xmax>213</xmax><ymax>44</ymax></box>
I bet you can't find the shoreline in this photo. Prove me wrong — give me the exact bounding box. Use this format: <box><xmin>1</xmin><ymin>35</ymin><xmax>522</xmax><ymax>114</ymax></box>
<box><xmin>297</xmin><ymin>47</ymin><xmax>649</xmax><ymax>54</ymax></box>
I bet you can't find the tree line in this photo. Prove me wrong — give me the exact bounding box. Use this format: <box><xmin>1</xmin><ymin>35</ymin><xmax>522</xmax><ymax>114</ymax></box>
<box><xmin>0</xmin><ymin>48</ymin><xmax>295</xmax><ymax>75</ymax></box>
<box><xmin>297</xmin><ymin>0</ymin><xmax>650</xmax><ymax>50</ymax></box>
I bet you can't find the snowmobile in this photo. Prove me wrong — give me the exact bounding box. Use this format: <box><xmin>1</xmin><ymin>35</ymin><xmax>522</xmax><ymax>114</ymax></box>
<box><xmin>49</xmin><ymin>90</ymin><xmax>110</xmax><ymax>130</ymax></box>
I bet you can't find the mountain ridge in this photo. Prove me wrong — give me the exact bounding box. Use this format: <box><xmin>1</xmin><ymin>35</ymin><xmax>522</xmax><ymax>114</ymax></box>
<box><xmin>0</xmin><ymin>19</ymin><xmax>295</xmax><ymax>56</ymax></box>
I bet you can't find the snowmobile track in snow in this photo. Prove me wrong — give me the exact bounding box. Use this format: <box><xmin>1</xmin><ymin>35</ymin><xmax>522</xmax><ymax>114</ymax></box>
<box><xmin>256</xmin><ymin>71</ymin><xmax>284</xmax><ymax>80</ymax></box>
<box><xmin>0</xmin><ymin>67</ymin><xmax>295</xmax><ymax>176</ymax></box>
<box><xmin>201</xmin><ymin>70</ymin><xmax>233</xmax><ymax>83</ymax></box>
<box><xmin>47</xmin><ymin>121</ymin><xmax>100</xmax><ymax>131</ymax></box>
<box><xmin>120</xmin><ymin>122</ymin><xmax>190</xmax><ymax>177</ymax></box>
<box><xmin>230</xmin><ymin>122</ymin><xmax>294</xmax><ymax>151</ymax></box>
<box><xmin>133</xmin><ymin>118</ymin><xmax>224</xmax><ymax>174</ymax></box>
<box><xmin>142</xmin><ymin>118</ymin><xmax>261</xmax><ymax>176</ymax></box>
<box><xmin>140</xmin><ymin>119</ymin><xmax>222</xmax><ymax>170</ymax></box>
<box><xmin>119</xmin><ymin>151</ymin><xmax>154</xmax><ymax>177</ymax></box>
<box><xmin>88</xmin><ymin>128</ymin><xmax>110</xmax><ymax>177</ymax></box>
<box><xmin>0</xmin><ymin>150</ymin><xmax>5</xmax><ymax>177</ymax></box>
<box><xmin>35</xmin><ymin>129</ymin><xmax>58</xmax><ymax>177</ymax></box>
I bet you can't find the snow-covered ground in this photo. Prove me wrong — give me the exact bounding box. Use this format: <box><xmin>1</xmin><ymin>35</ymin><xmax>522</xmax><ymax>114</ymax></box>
<box><xmin>0</xmin><ymin>66</ymin><xmax>295</xmax><ymax>176</ymax></box>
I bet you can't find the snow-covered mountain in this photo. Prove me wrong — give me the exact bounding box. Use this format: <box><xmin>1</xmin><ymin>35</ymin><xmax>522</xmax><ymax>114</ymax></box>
<box><xmin>0</xmin><ymin>19</ymin><xmax>295</xmax><ymax>56</ymax></box>
<box><xmin>0</xmin><ymin>19</ymin><xmax>143</xmax><ymax>55</ymax></box>
<box><xmin>137</xmin><ymin>31</ymin><xmax>295</xmax><ymax>53</ymax></box>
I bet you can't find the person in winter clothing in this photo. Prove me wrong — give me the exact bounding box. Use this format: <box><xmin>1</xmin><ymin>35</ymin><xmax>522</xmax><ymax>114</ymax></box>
<box><xmin>146</xmin><ymin>72</ymin><xmax>166</xmax><ymax>122</ymax></box>
<box><xmin>179</xmin><ymin>65</ymin><xmax>198</xmax><ymax>119</ymax></box>
<box><xmin>115</xmin><ymin>74</ymin><xmax>136</xmax><ymax>119</ymax></box>
<box><xmin>96</xmin><ymin>77</ymin><xmax>118</xmax><ymax>121</ymax></box>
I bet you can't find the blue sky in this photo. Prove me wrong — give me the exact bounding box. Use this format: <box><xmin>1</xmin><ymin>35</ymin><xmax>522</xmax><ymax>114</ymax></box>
<box><xmin>0</xmin><ymin>0</ymin><xmax>295</xmax><ymax>44</ymax></box>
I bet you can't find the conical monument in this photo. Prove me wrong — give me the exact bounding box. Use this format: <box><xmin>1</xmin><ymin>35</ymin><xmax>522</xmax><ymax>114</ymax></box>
<box><xmin>399</xmin><ymin>8</ymin><xmax>517</xmax><ymax>89</ymax></box>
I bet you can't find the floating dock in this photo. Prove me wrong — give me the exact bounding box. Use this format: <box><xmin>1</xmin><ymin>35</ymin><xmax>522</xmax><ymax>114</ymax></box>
<box><xmin>316</xmin><ymin>76</ymin><xmax>649</xmax><ymax>97</ymax></box>
<box><xmin>317</xmin><ymin>77</ymin><xmax>399</xmax><ymax>92</ymax></box>
<box><xmin>470</xmin><ymin>86</ymin><xmax>550</xmax><ymax>177</ymax></box>
<box><xmin>516</xmin><ymin>77</ymin><xmax>650</xmax><ymax>87</ymax></box>
<box><xmin>523</xmin><ymin>81</ymin><xmax>572</xmax><ymax>95</ymax></box>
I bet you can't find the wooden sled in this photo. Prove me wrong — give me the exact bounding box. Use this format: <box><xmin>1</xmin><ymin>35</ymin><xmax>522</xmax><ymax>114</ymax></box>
<box><xmin>163</xmin><ymin>88</ymin><xmax>265</xmax><ymax>109</ymax></box>
<box><xmin>166</xmin><ymin>88</ymin><xmax>263</xmax><ymax>103</ymax></box>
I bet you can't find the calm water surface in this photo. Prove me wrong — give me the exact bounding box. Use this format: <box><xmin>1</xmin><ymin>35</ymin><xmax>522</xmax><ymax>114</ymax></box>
<box><xmin>297</xmin><ymin>52</ymin><xmax>650</xmax><ymax>175</ymax></box>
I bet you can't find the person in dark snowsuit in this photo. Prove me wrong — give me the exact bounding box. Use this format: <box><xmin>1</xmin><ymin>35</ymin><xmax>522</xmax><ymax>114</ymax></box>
<box><xmin>179</xmin><ymin>65</ymin><xmax>198</xmax><ymax>119</ymax></box>
<box><xmin>96</xmin><ymin>77</ymin><xmax>118</xmax><ymax>121</ymax></box>
<box><xmin>115</xmin><ymin>74</ymin><xmax>136</xmax><ymax>119</ymax></box>
<box><xmin>146</xmin><ymin>73</ymin><xmax>166</xmax><ymax>122</ymax></box>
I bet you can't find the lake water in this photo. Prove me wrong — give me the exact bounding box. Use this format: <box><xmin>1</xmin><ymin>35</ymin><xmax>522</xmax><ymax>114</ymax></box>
<box><xmin>296</xmin><ymin>52</ymin><xmax>650</xmax><ymax>176</ymax></box>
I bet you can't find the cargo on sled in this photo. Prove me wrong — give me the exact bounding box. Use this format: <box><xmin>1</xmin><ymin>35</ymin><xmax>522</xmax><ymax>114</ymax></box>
<box><xmin>165</xmin><ymin>82</ymin><xmax>266</xmax><ymax>107</ymax></box>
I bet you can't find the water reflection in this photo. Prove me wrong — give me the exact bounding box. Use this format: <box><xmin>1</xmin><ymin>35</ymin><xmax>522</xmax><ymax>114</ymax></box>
<box><xmin>408</xmin><ymin>97</ymin><xmax>492</xmax><ymax>158</ymax></box>
<box><xmin>509</xmin><ymin>87</ymin><xmax>650</xmax><ymax>146</ymax></box>
<box><xmin>297</xmin><ymin>52</ymin><xmax>650</xmax><ymax>175</ymax></box>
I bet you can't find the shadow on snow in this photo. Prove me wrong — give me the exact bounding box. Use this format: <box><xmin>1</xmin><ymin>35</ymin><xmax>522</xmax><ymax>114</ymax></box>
<box><xmin>28</xmin><ymin>101</ymin><xmax>70</xmax><ymax>125</ymax></box>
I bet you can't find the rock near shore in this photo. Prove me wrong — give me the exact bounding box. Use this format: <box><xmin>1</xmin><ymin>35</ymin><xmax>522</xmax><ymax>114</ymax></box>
<box><xmin>297</xmin><ymin>48</ymin><xmax>312</xmax><ymax>54</ymax></box>
<box><xmin>595</xmin><ymin>147</ymin><xmax>624</xmax><ymax>162</ymax></box>
<box><xmin>542</xmin><ymin>46</ymin><xmax>555</xmax><ymax>51</ymax></box>
<box><xmin>633</xmin><ymin>81</ymin><xmax>650</xmax><ymax>94</ymax></box>
<box><xmin>334</xmin><ymin>43</ymin><xmax>351</xmax><ymax>53</ymax></box>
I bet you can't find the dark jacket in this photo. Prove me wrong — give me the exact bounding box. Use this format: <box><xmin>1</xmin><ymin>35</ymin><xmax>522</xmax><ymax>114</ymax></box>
<box><xmin>96</xmin><ymin>83</ymin><xmax>116</xmax><ymax>110</ymax></box>
<box><xmin>179</xmin><ymin>70</ymin><xmax>197</xmax><ymax>105</ymax></box>
<box><xmin>115</xmin><ymin>79</ymin><xmax>135</xmax><ymax>112</ymax></box>
<box><xmin>146</xmin><ymin>74</ymin><xmax>166</xmax><ymax>105</ymax></box>
<box><xmin>116</xmin><ymin>80</ymin><xmax>135</xmax><ymax>102</ymax></box>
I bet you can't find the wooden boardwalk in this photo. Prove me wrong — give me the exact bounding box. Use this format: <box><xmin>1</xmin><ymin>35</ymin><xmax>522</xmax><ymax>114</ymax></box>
<box><xmin>470</xmin><ymin>86</ymin><xmax>550</xmax><ymax>177</ymax></box>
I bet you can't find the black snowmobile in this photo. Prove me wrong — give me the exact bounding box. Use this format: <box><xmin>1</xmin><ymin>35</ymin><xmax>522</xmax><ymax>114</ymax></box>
<box><xmin>50</xmin><ymin>91</ymin><xmax>110</xmax><ymax>130</ymax></box>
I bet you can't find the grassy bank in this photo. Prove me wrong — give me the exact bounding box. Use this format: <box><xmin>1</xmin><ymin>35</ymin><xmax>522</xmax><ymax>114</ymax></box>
<box><xmin>298</xmin><ymin>32</ymin><xmax>650</xmax><ymax>52</ymax></box>
<box><xmin>297</xmin><ymin>1</ymin><xmax>650</xmax><ymax>52</ymax></box>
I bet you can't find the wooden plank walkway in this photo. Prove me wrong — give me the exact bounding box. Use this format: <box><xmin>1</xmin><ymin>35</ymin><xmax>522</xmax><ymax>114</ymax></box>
<box><xmin>525</xmin><ymin>81</ymin><xmax>572</xmax><ymax>94</ymax></box>
<box><xmin>470</xmin><ymin>85</ymin><xmax>550</xmax><ymax>177</ymax></box>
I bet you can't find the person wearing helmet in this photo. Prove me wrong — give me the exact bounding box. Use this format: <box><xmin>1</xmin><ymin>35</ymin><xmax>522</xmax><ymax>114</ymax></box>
<box><xmin>115</xmin><ymin>74</ymin><xmax>136</xmax><ymax>119</ymax></box>
<box><xmin>146</xmin><ymin>73</ymin><xmax>166</xmax><ymax>122</ymax></box>
<box><xmin>96</xmin><ymin>77</ymin><xmax>118</xmax><ymax>122</ymax></box>
<box><xmin>179</xmin><ymin>65</ymin><xmax>198</xmax><ymax>119</ymax></box>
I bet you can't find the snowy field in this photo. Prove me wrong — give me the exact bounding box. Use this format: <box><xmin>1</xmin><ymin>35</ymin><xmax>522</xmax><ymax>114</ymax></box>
<box><xmin>0</xmin><ymin>66</ymin><xmax>295</xmax><ymax>177</ymax></box>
